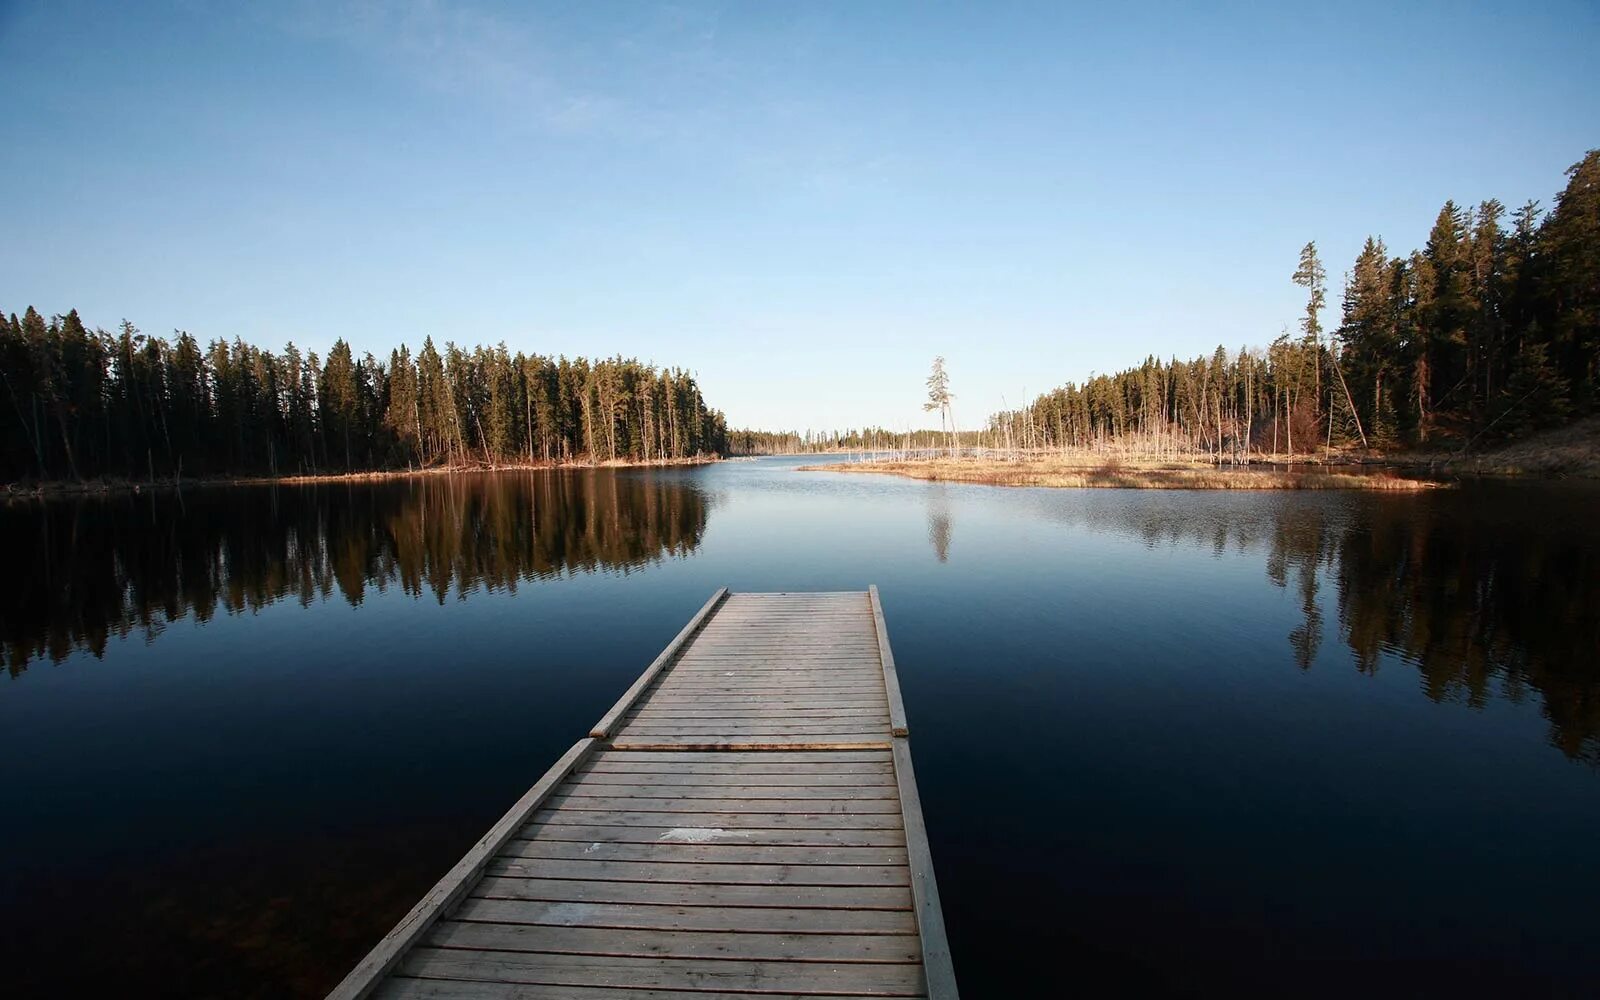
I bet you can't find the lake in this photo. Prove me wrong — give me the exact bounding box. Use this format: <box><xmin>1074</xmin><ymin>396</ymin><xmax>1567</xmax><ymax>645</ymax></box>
<box><xmin>3</xmin><ymin>458</ymin><xmax>1597</xmax><ymax>996</ymax></box>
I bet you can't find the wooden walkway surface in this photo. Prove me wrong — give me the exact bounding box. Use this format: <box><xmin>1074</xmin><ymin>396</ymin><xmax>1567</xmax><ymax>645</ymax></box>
<box><xmin>329</xmin><ymin>588</ymin><xmax>957</xmax><ymax>1000</ymax></box>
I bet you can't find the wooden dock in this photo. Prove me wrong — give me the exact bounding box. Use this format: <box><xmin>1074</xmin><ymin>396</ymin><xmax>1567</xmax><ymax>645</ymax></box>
<box><xmin>329</xmin><ymin>587</ymin><xmax>957</xmax><ymax>999</ymax></box>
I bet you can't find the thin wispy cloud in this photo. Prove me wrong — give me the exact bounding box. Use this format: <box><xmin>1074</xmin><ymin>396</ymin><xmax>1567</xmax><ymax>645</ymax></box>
<box><xmin>260</xmin><ymin>0</ymin><xmax>886</xmax><ymax>192</ymax></box>
<box><xmin>269</xmin><ymin>0</ymin><xmax>650</xmax><ymax>137</ymax></box>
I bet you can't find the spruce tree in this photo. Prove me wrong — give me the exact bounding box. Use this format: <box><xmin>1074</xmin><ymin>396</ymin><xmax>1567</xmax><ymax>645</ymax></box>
<box><xmin>1540</xmin><ymin>150</ymin><xmax>1600</xmax><ymax>409</ymax></box>
<box><xmin>1495</xmin><ymin>331</ymin><xmax>1571</xmax><ymax>437</ymax></box>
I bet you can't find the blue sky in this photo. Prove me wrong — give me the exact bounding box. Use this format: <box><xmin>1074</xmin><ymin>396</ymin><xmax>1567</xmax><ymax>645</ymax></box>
<box><xmin>2</xmin><ymin>2</ymin><xmax>1596</xmax><ymax>431</ymax></box>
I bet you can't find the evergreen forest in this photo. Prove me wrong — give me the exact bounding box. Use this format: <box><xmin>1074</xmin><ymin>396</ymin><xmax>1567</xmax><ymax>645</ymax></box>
<box><xmin>992</xmin><ymin>151</ymin><xmax>1600</xmax><ymax>457</ymax></box>
<box><xmin>0</xmin><ymin>321</ymin><xmax>728</xmax><ymax>483</ymax></box>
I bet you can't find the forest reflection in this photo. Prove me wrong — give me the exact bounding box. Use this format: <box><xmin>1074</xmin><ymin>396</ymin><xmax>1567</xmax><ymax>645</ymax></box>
<box><xmin>1070</xmin><ymin>488</ymin><xmax>1600</xmax><ymax>765</ymax></box>
<box><xmin>1</xmin><ymin>470</ymin><xmax>709</xmax><ymax>675</ymax></box>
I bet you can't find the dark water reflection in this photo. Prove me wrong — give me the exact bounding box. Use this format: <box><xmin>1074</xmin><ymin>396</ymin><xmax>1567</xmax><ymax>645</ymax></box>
<box><xmin>1047</xmin><ymin>488</ymin><xmax>1600</xmax><ymax>765</ymax></box>
<box><xmin>2</xmin><ymin>461</ymin><xmax>1597</xmax><ymax>996</ymax></box>
<box><xmin>2</xmin><ymin>470</ymin><xmax>709</xmax><ymax>675</ymax></box>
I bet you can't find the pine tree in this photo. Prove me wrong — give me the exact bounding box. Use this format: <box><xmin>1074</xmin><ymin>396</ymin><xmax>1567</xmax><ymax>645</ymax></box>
<box><xmin>923</xmin><ymin>356</ymin><xmax>955</xmax><ymax>453</ymax></box>
<box><xmin>1494</xmin><ymin>333</ymin><xmax>1571</xmax><ymax>437</ymax></box>
<box><xmin>1292</xmin><ymin>241</ymin><xmax>1327</xmax><ymax>418</ymax></box>
<box><xmin>1539</xmin><ymin>150</ymin><xmax>1600</xmax><ymax>409</ymax></box>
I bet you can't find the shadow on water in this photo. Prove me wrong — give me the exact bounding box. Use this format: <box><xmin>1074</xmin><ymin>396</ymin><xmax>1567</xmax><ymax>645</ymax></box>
<box><xmin>1</xmin><ymin>469</ymin><xmax>710</xmax><ymax>676</ymax></box>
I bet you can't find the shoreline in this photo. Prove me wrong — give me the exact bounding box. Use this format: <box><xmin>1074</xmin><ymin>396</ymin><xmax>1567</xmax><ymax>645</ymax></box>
<box><xmin>3</xmin><ymin>455</ymin><xmax>721</xmax><ymax>502</ymax></box>
<box><xmin>786</xmin><ymin>418</ymin><xmax>1600</xmax><ymax>484</ymax></box>
<box><xmin>796</xmin><ymin>456</ymin><xmax>1447</xmax><ymax>491</ymax></box>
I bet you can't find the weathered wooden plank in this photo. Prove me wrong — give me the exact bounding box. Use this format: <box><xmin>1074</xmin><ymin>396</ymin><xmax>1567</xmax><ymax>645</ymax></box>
<box><xmin>688</xmin><ymin>626</ymin><xmax>877</xmax><ymax>631</ymax></box>
<box><xmin>604</xmin><ymin>732</ymin><xmax>896</xmax><ymax>748</ymax></box>
<box><xmin>674</xmin><ymin>660</ymin><xmax>879</xmax><ymax>666</ymax></box>
<box><xmin>583</xmin><ymin>750</ymin><xmax>891</xmax><ymax>764</ymax></box>
<box><xmin>690</xmin><ymin>635</ymin><xmax>876</xmax><ymax>640</ymax></box>
<box><xmin>638</xmin><ymin>691</ymin><xmax>889</xmax><ymax>701</ymax></box>
<box><xmin>636</xmin><ymin>691</ymin><xmax>889</xmax><ymax>697</ymax></box>
<box><xmin>687</xmin><ymin>627</ymin><xmax>877</xmax><ymax>634</ymax></box>
<box><xmin>570</xmin><ymin>769</ymin><xmax>895</xmax><ymax>787</ymax></box>
<box><xmin>672</xmin><ymin>660</ymin><xmax>880</xmax><ymax>666</ymax></box>
<box><xmin>632</xmin><ymin>707</ymin><xmax>890</xmax><ymax>717</ymax></box>
<box><xmin>689</xmin><ymin>640</ymin><xmax>874</xmax><ymax>645</ymax></box>
<box><xmin>484</xmin><ymin>858</ymin><xmax>909</xmax><ymax>887</ymax></box>
<box><xmin>615</xmin><ymin>724</ymin><xmax>893</xmax><ymax>737</ymax></box>
<box><xmin>499</xmin><ymin>840</ymin><xmax>909</xmax><ymax>866</ymax></box>
<box><xmin>689</xmin><ymin>632</ymin><xmax>873</xmax><ymax>639</ymax></box>
<box><xmin>632</xmin><ymin>698</ymin><xmax>889</xmax><ymax>707</ymax></box>
<box><xmin>399</xmin><ymin>948</ymin><xmax>926</xmax><ymax>995</ymax></box>
<box><xmin>634</xmin><ymin>698</ymin><xmax>889</xmax><ymax>709</ymax></box>
<box><xmin>670</xmin><ymin>658</ymin><xmax>882</xmax><ymax>665</ymax></box>
<box><xmin>621</xmin><ymin>717</ymin><xmax>888</xmax><ymax>729</ymax></box>
<box><xmin>543</xmin><ymin>794</ymin><xmax>902</xmax><ymax>815</ymax></box>
<box><xmin>721</xmin><ymin>594</ymin><xmax>867</xmax><ymax>600</ymax></box>
<box><xmin>450</xmin><ymin>897</ymin><xmax>919</xmax><ymax>936</ymax></box>
<box><xmin>560</xmin><ymin>781</ymin><xmax>897</xmax><ymax>799</ymax></box>
<box><xmin>657</xmin><ymin>671</ymin><xmax>881</xmax><ymax>682</ymax></box>
<box><xmin>692</xmin><ymin>625</ymin><xmax>868</xmax><ymax>630</ymax></box>
<box><xmin>617</xmin><ymin>707</ymin><xmax>889</xmax><ymax>713</ymax></box>
<box><xmin>589</xmin><ymin>588</ymin><xmax>728</xmax><ymax>739</ymax></box>
<box><xmin>471</xmin><ymin>876</ymin><xmax>913</xmax><ymax>911</ymax></box>
<box><xmin>688</xmin><ymin>640</ymin><xmax>883</xmax><ymax>646</ymax></box>
<box><xmin>660</xmin><ymin>673</ymin><xmax>882</xmax><ymax>681</ymax></box>
<box><xmin>580</xmin><ymin>759</ymin><xmax>893</xmax><ymax>774</ymax></box>
<box><xmin>527</xmin><ymin>808</ymin><xmax>904</xmax><ymax>830</ymax></box>
<box><xmin>426</xmin><ymin>921</ymin><xmax>922</xmax><ymax>963</ymax></box>
<box><xmin>697</xmin><ymin>615</ymin><xmax>871</xmax><ymax>619</ymax></box>
<box><xmin>890</xmin><ymin>739</ymin><xmax>956</xmax><ymax>999</ymax></box>
<box><xmin>691</xmin><ymin>630</ymin><xmax>873</xmax><ymax>636</ymax></box>
<box><xmin>647</xmin><ymin>682</ymin><xmax>888</xmax><ymax>692</ymax></box>
<box><xmin>630</xmin><ymin>700</ymin><xmax>889</xmax><ymax>710</ymax></box>
<box><xmin>611</xmin><ymin>733</ymin><xmax>894</xmax><ymax>745</ymax></box>
<box><xmin>623</xmin><ymin>703</ymin><xmax>887</xmax><ymax>713</ymax></box>
<box><xmin>326</xmin><ymin>738</ymin><xmax>600</xmax><ymax>1000</ymax></box>
<box><xmin>513</xmin><ymin>822</ymin><xmax>908</xmax><ymax>848</ymax></box>
<box><xmin>381</xmin><ymin>979</ymin><xmax>926</xmax><ymax>1000</ymax></box>
<box><xmin>697</xmin><ymin>622</ymin><xmax>871</xmax><ymax>627</ymax></box>
<box><xmin>664</xmin><ymin>673</ymin><xmax>880</xmax><ymax>680</ymax></box>
<box><xmin>666</xmin><ymin>667</ymin><xmax>883</xmax><ymax>675</ymax></box>
<box><xmin>709</xmin><ymin>606</ymin><xmax>868</xmax><ymax>613</ymax></box>
<box><xmin>674</xmin><ymin>653</ymin><xmax>880</xmax><ymax>659</ymax></box>
<box><xmin>624</xmin><ymin>700</ymin><xmax>889</xmax><ymax>716</ymax></box>
<box><xmin>689</xmin><ymin>631</ymin><xmax>876</xmax><ymax>637</ymax></box>
<box><xmin>558</xmin><ymin>784</ymin><xmax>897</xmax><ymax>801</ymax></box>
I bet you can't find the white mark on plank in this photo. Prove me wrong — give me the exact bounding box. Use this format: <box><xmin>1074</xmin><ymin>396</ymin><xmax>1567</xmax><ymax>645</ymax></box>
<box><xmin>658</xmin><ymin>827</ymin><xmax>753</xmax><ymax>843</ymax></box>
<box><xmin>582</xmin><ymin>842</ymin><xmax>603</xmax><ymax>854</ymax></box>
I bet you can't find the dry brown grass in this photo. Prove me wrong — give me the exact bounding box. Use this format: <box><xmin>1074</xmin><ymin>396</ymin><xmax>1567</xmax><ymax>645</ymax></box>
<box><xmin>797</xmin><ymin>455</ymin><xmax>1443</xmax><ymax>491</ymax></box>
<box><xmin>1435</xmin><ymin>417</ymin><xmax>1600</xmax><ymax>478</ymax></box>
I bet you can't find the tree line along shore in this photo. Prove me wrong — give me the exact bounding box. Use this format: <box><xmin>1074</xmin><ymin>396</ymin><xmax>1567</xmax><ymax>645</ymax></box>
<box><xmin>748</xmin><ymin>150</ymin><xmax>1600</xmax><ymax>485</ymax></box>
<box><xmin>981</xmin><ymin>150</ymin><xmax>1600</xmax><ymax>467</ymax></box>
<box><xmin>8</xmin><ymin>149</ymin><xmax>1595</xmax><ymax>494</ymax></box>
<box><xmin>1</xmin><ymin>320</ymin><xmax>728</xmax><ymax>490</ymax></box>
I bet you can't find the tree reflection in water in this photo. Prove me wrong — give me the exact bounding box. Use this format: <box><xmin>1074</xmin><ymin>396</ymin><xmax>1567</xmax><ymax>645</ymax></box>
<box><xmin>1058</xmin><ymin>486</ymin><xmax>1600</xmax><ymax>765</ymax></box>
<box><xmin>1</xmin><ymin>470</ymin><xmax>710</xmax><ymax>675</ymax></box>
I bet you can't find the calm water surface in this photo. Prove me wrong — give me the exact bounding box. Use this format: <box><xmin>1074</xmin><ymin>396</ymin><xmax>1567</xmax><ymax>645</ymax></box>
<box><xmin>3</xmin><ymin>458</ymin><xmax>1597</xmax><ymax>996</ymax></box>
